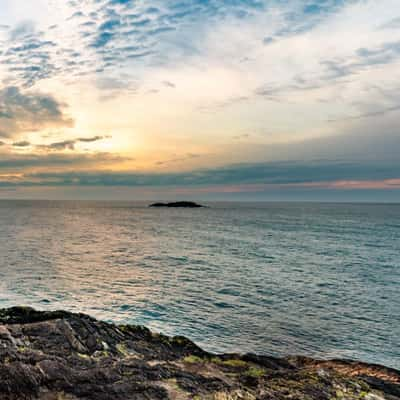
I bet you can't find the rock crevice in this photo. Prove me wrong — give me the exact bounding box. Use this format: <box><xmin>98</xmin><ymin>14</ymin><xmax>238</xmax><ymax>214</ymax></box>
<box><xmin>0</xmin><ymin>307</ymin><xmax>398</xmax><ymax>400</ymax></box>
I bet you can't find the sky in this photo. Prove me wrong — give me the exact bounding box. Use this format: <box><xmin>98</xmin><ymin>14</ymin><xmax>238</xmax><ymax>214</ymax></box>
<box><xmin>0</xmin><ymin>0</ymin><xmax>399</xmax><ymax>201</ymax></box>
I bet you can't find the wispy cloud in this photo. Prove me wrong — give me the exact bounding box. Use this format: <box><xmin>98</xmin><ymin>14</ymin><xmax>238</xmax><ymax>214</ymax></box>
<box><xmin>0</xmin><ymin>152</ymin><xmax>129</xmax><ymax>173</ymax></box>
<box><xmin>36</xmin><ymin>136</ymin><xmax>107</xmax><ymax>151</ymax></box>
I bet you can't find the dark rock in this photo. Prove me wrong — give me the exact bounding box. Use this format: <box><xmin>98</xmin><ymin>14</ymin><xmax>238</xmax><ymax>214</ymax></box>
<box><xmin>149</xmin><ymin>201</ymin><xmax>204</xmax><ymax>208</ymax></box>
<box><xmin>0</xmin><ymin>307</ymin><xmax>398</xmax><ymax>399</ymax></box>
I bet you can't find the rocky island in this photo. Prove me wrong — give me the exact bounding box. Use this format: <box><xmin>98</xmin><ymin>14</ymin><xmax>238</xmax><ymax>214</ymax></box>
<box><xmin>0</xmin><ymin>307</ymin><xmax>398</xmax><ymax>400</ymax></box>
<box><xmin>149</xmin><ymin>201</ymin><xmax>205</xmax><ymax>208</ymax></box>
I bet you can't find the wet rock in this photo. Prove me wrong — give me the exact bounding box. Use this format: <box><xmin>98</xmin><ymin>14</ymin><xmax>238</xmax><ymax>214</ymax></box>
<box><xmin>0</xmin><ymin>307</ymin><xmax>398</xmax><ymax>399</ymax></box>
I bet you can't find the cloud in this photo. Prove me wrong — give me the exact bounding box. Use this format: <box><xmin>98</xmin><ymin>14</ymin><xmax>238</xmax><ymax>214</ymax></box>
<box><xmin>0</xmin><ymin>86</ymin><xmax>73</xmax><ymax>138</ymax></box>
<box><xmin>155</xmin><ymin>153</ymin><xmax>200</xmax><ymax>166</ymax></box>
<box><xmin>9</xmin><ymin>21</ymin><xmax>35</xmax><ymax>40</ymax></box>
<box><xmin>2</xmin><ymin>21</ymin><xmax>58</xmax><ymax>87</ymax></box>
<box><xmin>13</xmin><ymin>140</ymin><xmax>31</xmax><ymax>147</ymax></box>
<box><xmin>328</xmin><ymin>104</ymin><xmax>400</xmax><ymax>122</ymax></box>
<box><xmin>77</xmin><ymin>135</ymin><xmax>105</xmax><ymax>143</ymax></box>
<box><xmin>262</xmin><ymin>36</ymin><xmax>275</xmax><ymax>45</ymax></box>
<box><xmin>0</xmin><ymin>0</ymin><xmax>269</xmax><ymax>88</ymax></box>
<box><xmin>39</xmin><ymin>139</ymin><xmax>76</xmax><ymax>151</ymax></box>
<box><xmin>162</xmin><ymin>80</ymin><xmax>176</xmax><ymax>88</ymax></box>
<box><xmin>233</xmin><ymin>134</ymin><xmax>250</xmax><ymax>140</ymax></box>
<box><xmin>379</xmin><ymin>17</ymin><xmax>400</xmax><ymax>30</ymax></box>
<box><xmin>256</xmin><ymin>38</ymin><xmax>400</xmax><ymax>101</ymax></box>
<box><xmin>0</xmin><ymin>157</ymin><xmax>398</xmax><ymax>188</ymax></box>
<box><xmin>0</xmin><ymin>152</ymin><xmax>129</xmax><ymax>173</ymax></box>
<box><xmin>1</xmin><ymin>0</ymin><xmax>398</xmax><ymax>104</ymax></box>
<box><xmin>95</xmin><ymin>76</ymin><xmax>138</xmax><ymax>100</ymax></box>
<box><xmin>37</xmin><ymin>136</ymin><xmax>107</xmax><ymax>151</ymax></box>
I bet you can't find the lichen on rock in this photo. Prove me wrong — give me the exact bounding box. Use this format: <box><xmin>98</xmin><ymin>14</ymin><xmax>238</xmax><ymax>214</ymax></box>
<box><xmin>0</xmin><ymin>307</ymin><xmax>398</xmax><ymax>399</ymax></box>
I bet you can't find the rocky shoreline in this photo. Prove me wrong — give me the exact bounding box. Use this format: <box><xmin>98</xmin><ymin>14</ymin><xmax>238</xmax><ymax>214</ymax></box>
<box><xmin>0</xmin><ymin>307</ymin><xmax>398</xmax><ymax>400</ymax></box>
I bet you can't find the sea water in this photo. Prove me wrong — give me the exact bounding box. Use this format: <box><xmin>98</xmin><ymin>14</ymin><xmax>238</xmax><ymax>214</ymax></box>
<box><xmin>0</xmin><ymin>201</ymin><xmax>399</xmax><ymax>369</ymax></box>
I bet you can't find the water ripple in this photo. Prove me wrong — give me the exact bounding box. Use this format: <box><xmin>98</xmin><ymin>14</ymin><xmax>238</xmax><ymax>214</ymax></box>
<box><xmin>0</xmin><ymin>201</ymin><xmax>399</xmax><ymax>369</ymax></box>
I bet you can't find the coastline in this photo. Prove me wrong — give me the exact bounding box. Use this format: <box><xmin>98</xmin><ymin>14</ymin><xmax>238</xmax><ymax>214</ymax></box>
<box><xmin>0</xmin><ymin>307</ymin><xmax>398</xmax><ymax>400</ymax></box>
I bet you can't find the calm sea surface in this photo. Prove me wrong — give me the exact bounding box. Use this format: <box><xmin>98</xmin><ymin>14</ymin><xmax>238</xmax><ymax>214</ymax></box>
<box><xmin>0</xmin><ymin>201</ymin><xmax>399</xmax><ymax>369</ymax></box>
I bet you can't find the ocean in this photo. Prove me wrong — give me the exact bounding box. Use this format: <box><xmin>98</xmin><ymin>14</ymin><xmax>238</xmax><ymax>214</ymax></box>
<box><xmin>0</xmin><ymin>200</ymin><xmax>399</xmax><ymax>369</ymax></box>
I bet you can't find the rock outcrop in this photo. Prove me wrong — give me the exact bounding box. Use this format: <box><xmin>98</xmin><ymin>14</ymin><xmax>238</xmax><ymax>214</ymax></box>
<box><xmin>0</xmin><ymin>307</ymin><xmax>398</xmax><ymax>400</ymax></box>
<box><xmin>149</xmin><ymin>202</ymin><xmax>204</xmax><ymax>208</ymax></box>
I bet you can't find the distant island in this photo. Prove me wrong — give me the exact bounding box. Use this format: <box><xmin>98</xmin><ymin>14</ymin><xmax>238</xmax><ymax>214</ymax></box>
<box><xmin>149</xmin><ymin>201</ymin><xmax>205</xmax><ymax>208</ymax></box>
